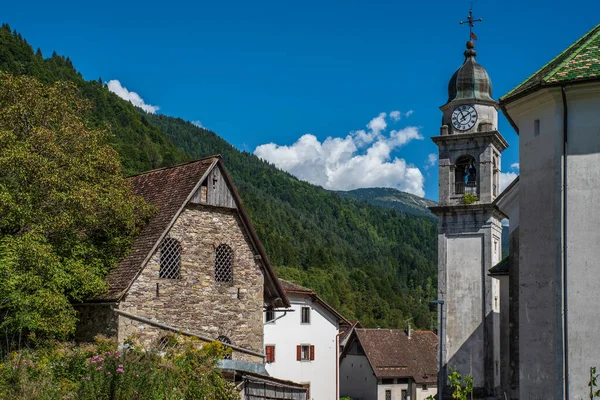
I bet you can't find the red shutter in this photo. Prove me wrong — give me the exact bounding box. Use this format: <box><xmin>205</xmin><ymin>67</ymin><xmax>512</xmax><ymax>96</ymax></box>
<box><xmin>310</xmin><ymin>345</ymin><xmax>315</xmax><ymax>361</ymax></box>
<box><xmin>297</xmin><ymin>345</ymin><xmax>301</xmax><ymax>361</ymax></box>
<box><xmin>266</xmin><ymin>345</ymin><xmax>275</xmax><ymax>363</ymax></box>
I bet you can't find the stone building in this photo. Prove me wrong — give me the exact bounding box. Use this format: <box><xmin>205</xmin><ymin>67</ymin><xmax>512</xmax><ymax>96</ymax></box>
<box><xmin>495</xmin><ymin>23</ymin><xmax>600</xmax><ymax>399</ymax></box>
<box><xmin>75</xmin><ymin>155</ymin><xmax>290</xmax><ymax>364</ymax></box>
<box><xmin>430</xmin><ymin>38</ymin><xmax>507</xmax><ymax>398</ymax></box>
<box><xmin>339</xmin><ymin>328</ymin><xmax>438</xmax><ymax>400</ymax></box>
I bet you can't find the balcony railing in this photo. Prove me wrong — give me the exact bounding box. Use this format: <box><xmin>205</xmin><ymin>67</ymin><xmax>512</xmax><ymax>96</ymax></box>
<box><xmin>455</xmin><ymin>181</ymin><xmax>477</xmax><ymax>195</ymax></box>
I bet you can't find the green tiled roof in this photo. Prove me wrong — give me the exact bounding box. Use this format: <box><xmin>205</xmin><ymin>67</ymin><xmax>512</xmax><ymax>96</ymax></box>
<box><xmin>501</xmin><ymin>23</ymin><xmax>600</xmax><ymax>103</ymax></box>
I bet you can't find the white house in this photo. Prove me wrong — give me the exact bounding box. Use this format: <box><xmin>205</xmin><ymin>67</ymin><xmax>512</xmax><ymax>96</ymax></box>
<box><xmin>339</xmin><ymin>328</ymin><xmax>438</xmax><ymax>400</ymax></box>
<box><xmin>264</xmin><ymin>279</ymin><xmax>351</xmax><ymax>400</ymax></box>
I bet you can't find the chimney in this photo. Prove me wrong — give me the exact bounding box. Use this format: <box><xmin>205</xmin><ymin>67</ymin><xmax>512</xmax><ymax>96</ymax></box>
<box><xmin>407</xmin><ymin>322</ymin><xmax>412</xmax><ymax>339</ymax></box>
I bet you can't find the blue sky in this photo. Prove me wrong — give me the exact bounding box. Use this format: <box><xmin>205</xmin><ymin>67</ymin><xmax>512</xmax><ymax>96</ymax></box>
<box><xmin>3</xmin><ymin>0</ymin><xmax>598</xmax><ymax>200</ymax></box>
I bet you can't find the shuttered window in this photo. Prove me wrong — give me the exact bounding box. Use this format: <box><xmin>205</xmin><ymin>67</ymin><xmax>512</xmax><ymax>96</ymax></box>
<box><xmin>265</xmin><ymin>345</ymin><xmax>275</xmax><ymax>363</ymax></box>
<box><xmin>296</xmin><ymin>345</ymin><xmax>314</xmax><ymax>361</ymax></box>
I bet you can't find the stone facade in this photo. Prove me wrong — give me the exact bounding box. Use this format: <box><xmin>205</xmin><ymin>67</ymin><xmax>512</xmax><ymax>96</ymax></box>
<box><xmin>117</xmin><ymin>204</ymin><xmax>265</xmax><ymax>363</ymax></box>
<box><xmin>74</xmin><ymin>304</ymin><xmax>118</xmax><ymax>342</ymax></box>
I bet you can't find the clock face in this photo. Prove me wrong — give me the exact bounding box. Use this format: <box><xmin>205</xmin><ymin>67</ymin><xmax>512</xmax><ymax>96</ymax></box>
<box><xmin>451</xmin><ymin>105</ymin><xmax>478</xmax><ymax>131</ymax></box>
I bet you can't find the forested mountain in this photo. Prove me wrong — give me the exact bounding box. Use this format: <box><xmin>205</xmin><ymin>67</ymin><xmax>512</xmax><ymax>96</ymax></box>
<box><xmin>336</xmin><ymin>187</ymin><xmax>437</xmax><ymax>218</ymax></box>
<box><xmin>0</xmin><ymin>24</ymin><xmax>438</xmax><ymax>329</ymax></box>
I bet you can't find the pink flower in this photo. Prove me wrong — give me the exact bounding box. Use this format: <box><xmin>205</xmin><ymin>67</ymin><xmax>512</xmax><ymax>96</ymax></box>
<box><xmin>96</xmin><ymin>366</ymin><xmax>103</xmax><ymax>371</ymax></box>
<box><xmin>106</xmin><ymin>372</ymin><xmax>111</xmax><ymax>375</ymax></box>
<box><xmin>116</xmin><ymin>367</ymin><xmax>124</xmax><ymax>374</ymax></box>
<box><xmin>135</xmin><ymin>374</ymin><xmax>140</xmax><ymax>378</ymax></box>
<box><xmin>86</xmin><ymin>376</ymin><xmax>91</xmax><ymax>381</ymax></box>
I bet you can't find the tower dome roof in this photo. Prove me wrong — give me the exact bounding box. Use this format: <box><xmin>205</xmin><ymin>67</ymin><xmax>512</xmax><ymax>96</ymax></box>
<box><xmin>447</xmin><ymin>41</ymin><xmax>495</xmax><ymax>103</ymax></box>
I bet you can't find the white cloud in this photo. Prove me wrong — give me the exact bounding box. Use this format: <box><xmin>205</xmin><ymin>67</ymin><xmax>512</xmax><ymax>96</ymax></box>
<box><xmin>427</xmin><ymin>153</ymin><xmax>438</xmax><ymax>166</ymax></box>
<box><xmin>500</xmin><ymin>171</ymin><xmax>518</xmax><ymax>192</ymax></box>
<box><xmin>107</xmin><ymin>80</ymin><xmax>159</xmax><ymax>114</ymax></box>
<box><xmin>511</xmin><ymin>162</ymin><xmax>520</xmax><ymax>170</ymax></box>
<box><xmin>191</xmin><ymin>120</ymin><xmax>203</xmax><ymax>128</ymax></box>
<box><xmin>389</xmin><ymin>110</ymin><xmax>413</xmax><ymax>122</ymax></box>
<box><xmin>254</xmin><ymin>112</ymin><xmax>426</xmax><ymax>196</ymax></box>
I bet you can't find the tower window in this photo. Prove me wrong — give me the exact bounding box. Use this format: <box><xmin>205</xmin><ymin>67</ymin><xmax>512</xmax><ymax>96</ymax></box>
<box><xmin>301</xmin><ymin>307</ymin><xmax>311</xmax><ymax>324</ymax></box>
<box><xmin>215</xmin><ymin>244</ymin><xmax>233</xmax><ymax>283</ymax></box>
<box><xmin>159</xmin><ymin>237</ymin><xmax>181</xmax><ymax>279</ymax></box>
<box><xmin>455</xmin><ymin>155</ymin><xmax>477</xmax><ymax>194</ymax></box>
<box><xmin>534</xmin><ymin>119</ymin><xmax>540</xmax><ymax>137</ymax></box>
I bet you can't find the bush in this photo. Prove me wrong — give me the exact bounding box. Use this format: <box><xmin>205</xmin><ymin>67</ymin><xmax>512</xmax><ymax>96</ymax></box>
<box><xmin>0</xmin><ymin>336</ymin><xmax>237</xmax><ymax>400</ymax></box>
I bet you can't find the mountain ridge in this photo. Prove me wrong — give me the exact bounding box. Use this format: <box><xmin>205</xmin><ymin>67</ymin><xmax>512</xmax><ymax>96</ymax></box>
<box><xmin>0</xmin><ymin>24</ymin><xmax>438</xmax><ymax>329</ymax></box>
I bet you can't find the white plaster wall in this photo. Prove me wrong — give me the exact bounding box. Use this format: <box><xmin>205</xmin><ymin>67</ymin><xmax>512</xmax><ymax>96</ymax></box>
<box><xmin>507</xmin><ymin>88</ymin><xmax>567</xmax><ymax>400</ymax></box>
<box><xmin>562</xmin><ymin>84</ymin><xmax>600</xmax><ymax>400</ymax></box>
<box><xmin>414</xmin><ymin>384</ymin><xmax>436</xmax><ymax>400</ymax></box>
<box><xmin>445</xmin><ymin>234</ymin><xmax>484</xmax><ymax>387</ymax></box>
<box><xmin>339</xmin><ymin>354</ymin><xmax>377</xmax><ymax>400</ymax></box>
<box><xmin>264</xmin><ymin>293</ymin><xmax>339</xmax><ymax>400</ymax></box>
<box><xmin>377</xmin><ymin>383</ymin><xmax>409</xmax><ymax>400</ymax></box>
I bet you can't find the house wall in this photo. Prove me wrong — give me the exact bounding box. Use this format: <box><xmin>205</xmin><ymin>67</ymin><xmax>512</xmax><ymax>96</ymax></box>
<box><xmin>377</xmin><ymin>382</ymin><xmax>409</xmax><ymax>400</ymax></box>
<box><xmin>505</xmin><ymin>82</ymin><xmax>600</xmax><ymax>399</ymax></box>
<box><xmin>264</xmin><ymin>293</ymin><xmax>339</xmax><ymax>400</ymax></box>
<box><xmin>118</xmin><ymin>204</ymin><xmax>265</xmax><ymax>363</ymax></box>
<box><xmin>340</xmin><ymin>353</ymin><xmax>377</xmax><ymax>400</ymax></box>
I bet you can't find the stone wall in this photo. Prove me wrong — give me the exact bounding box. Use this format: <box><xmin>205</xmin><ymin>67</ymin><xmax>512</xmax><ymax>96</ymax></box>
<box><xmin>118</xmin><ymin>204</ymin><xmax>265</xmax><ymax>363</ymax></box>
<box><xmin>74</xmin><ymin>304</ymin><xmax>118</xmax><ymax>342</ymax></box>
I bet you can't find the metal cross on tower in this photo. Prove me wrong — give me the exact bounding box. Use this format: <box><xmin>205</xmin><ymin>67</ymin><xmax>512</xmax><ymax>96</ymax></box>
<box><xmin>459</xmin><ymin>9</ymin><xmax>482</xmax><ymax>40</ymax></box>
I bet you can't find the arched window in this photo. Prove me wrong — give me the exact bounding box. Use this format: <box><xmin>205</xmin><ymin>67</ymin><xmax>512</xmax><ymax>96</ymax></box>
<box><xmin>455</xmin><ymin>155</ymin><xmax>477</xmax><ymax>194</ymax></box>
<box><xmin>217</xmin><ymin>335</ymin><xmax>232</xmax><ymax>360</ymax></box>
<box><xmin>215</xmin><ymin>244</ymin><xmax>233</xmax><ymax>283</ymax></box>
<box><xmin>159</xmin><ymin>237</ymin><xmax>181</xmax><ymax>279</ymax></box>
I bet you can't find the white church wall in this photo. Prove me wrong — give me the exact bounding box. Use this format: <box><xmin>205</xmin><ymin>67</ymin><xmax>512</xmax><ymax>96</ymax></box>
<box><xmin>264</xmin><ymin>293</ymin><xmax>339</xmax><ymax>400</ymax></box>
<box><xmin>562</xmin><ymin>83</ymin><xmax>600</xmax><ymax>400</ymax></box>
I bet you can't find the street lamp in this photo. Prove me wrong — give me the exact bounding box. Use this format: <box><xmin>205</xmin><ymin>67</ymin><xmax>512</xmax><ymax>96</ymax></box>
<box><xmin>430</xmin><ymin>299</ymin><xmax>444</xmax><ymax>400</ymax></box>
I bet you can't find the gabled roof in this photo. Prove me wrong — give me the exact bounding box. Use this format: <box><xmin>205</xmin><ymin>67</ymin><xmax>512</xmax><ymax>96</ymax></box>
<box><xmin>343</xmin><ymin>328</ymin><xmax>438</xmax><ymax>384</ymax></box>
<box><xmin>93</xmin><ymin>156</ymin><xmax>289</xmax><ymax>307</ymax></box>
<box><xmin>279</xmin><ymin>279</ymin><xmax>351</xmax><ymax>327</ymax></box>
<box><xmin>501</xmin><ymin>23</ymin><xmax>600</xmax><ymax>104</ymax></box>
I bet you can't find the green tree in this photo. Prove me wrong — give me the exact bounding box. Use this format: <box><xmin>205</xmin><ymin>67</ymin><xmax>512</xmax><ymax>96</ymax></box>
<box><xmin>0</xmin><ymin>73</ymin><xmax>153</xmax><ymax>342</ymax></box>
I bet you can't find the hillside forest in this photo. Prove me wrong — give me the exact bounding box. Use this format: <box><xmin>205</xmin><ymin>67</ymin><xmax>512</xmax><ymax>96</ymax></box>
<box><xmin>0</xmin><ymin>24</ymin><xmax>438</xmax><ymax>330</ymax></box>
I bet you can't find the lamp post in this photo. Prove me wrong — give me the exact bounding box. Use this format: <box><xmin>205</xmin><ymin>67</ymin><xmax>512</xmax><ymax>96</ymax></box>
<box><xmin>430</xmin><ymin>299</ymin><xmax>444</xmax><ymax>400</ymax></box>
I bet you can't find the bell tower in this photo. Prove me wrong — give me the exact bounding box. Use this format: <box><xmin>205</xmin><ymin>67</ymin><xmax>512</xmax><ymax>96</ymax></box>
<box><xmin>430</xmin><ymin>27</ymin><xmax>508</xmax><ymax>398</ymax></box>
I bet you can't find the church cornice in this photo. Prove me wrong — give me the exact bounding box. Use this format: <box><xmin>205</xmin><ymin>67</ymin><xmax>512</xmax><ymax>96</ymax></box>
<box><xmin>431</xmin><ymin>130</ymin><xmax>508</xmax><ymax>152</ymax></box>
<box><xmin>429</xmin><ymin>202</ymin><xmax>506</xmax><ymax>219</ymax></box>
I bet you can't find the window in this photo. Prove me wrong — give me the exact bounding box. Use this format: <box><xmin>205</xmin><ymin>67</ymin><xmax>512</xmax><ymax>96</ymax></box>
<box><xmin>159</xmin><ymin>237</ymin><xmax>181</xmax><ymax>279</ymax></box>
<box><xmin>301</xmin><ymin>307</ymin><xmax>310</xmax><ymax>324</ymax></box>
<box><xmin>215</xmin><ymin>244</ymin><xmax>233</xmax><ymax>283</ymax></box>
<box><xmin>297</xmin><ymin>345</ymin><xmax>314</xmax><ymax>361</ymax></box>
<box><xmin>534</xmin><ymin>119</ymin><xmax>540</xmax><ymax>137</ymax></box>
<box><xmin>265</xmin><ymin>345</ymin><xmax>275</xmax><ymax>363</ymax></box>
<box><xmin>422</xmin><ymin>384</ymin><xmax>428</xmax><ymax>391</ymax></box>
<box><xmin>385</xmin><ymin>390</ymin><xmax>392</xmax><ymax>400</ymax></box>
<box><xmin>217</xmin><ymin>335</ymin><xmax>232</xmax><ymax>360</ymax></box>
<box><xmin>454</xmin><ymin>155</ymin><xmax>477</xmax><ymax>194</ymax></box>
<box><xmin>382</xmin><ymin>378</ymin><xmax>394</xmax><ymax>384</ymax></box>
<box><xmin>265</xmin><ymin>309</ymin><xmax>275</xmax><ymax>322</ymax></box>
<box><xmin>401</xmin><ymin>389</ymin><xmax>408</xmax><ymax>400</ymax></box>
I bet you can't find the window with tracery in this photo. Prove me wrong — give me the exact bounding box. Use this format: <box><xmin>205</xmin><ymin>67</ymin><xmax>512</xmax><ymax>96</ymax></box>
<box><xmin>215</xmin><ymin>244</ymin><xmax>233</xmax><ymax>283</ymax></box>
<box><xmin>159</xmin><ymin>237</ymin><xmax>181</xmax><ymax>279</ymax></box>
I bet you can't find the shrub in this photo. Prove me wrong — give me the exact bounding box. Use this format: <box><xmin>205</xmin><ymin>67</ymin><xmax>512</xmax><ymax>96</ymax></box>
<box><xmin>0</xmin><ymin>336</ymin><xmax>237</xmax><ymax>400</ymax></box>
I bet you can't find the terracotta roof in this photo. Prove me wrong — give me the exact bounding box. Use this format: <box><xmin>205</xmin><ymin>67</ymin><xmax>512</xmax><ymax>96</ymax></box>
<box><xmin>279</xmin><ymin>279</ymin><xmax>315</xmax><ymax>294</ymax></box>
<box><xmin>93</xmin><ymin>156</ymin><xmax>289</xmax><ymax>307</ymax></box>
<box><xmin>501</xmin><ymin>23</ymin><xmax>600</xmax><ymax>104</ymax></box>
<box><xmin>350</xmin><ymin>328</ymin><xmax>438</xmax><ymax>383</ymax></box>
